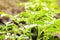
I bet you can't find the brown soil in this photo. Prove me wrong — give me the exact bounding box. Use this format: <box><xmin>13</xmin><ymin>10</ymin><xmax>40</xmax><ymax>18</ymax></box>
<box><xmin>0</xmin><ymin>0</ymin><xmax>25</xmax><ymax>15</ymax></box>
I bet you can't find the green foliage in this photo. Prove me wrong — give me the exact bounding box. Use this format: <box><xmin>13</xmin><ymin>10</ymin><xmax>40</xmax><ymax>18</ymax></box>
<box><xmin>0</xmin><ymin>0</ymin><xmax>60</xmax><ymax>40</ymax></box>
